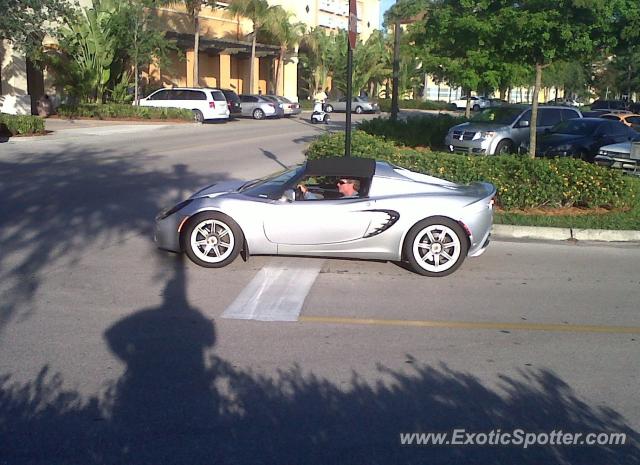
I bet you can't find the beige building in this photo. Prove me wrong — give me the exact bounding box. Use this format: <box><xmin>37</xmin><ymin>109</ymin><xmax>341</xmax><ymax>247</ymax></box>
<box><xmin>1</xmin><ymin>0</ymin><xmax>380</xmax><ymax>114</ymax></box>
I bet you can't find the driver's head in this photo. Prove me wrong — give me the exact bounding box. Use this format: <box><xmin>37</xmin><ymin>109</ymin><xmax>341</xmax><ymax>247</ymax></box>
<box><xmin>337</xmin><ymin>178</ymin><xmax>359</xmax><ymax>196</ymax></box>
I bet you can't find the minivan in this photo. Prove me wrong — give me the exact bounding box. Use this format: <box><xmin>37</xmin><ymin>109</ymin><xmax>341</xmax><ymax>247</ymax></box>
<box><xmin>138</xmin><ymin>87</ymin><xmax>230</xmax><ymax>122</ymax></box>
<box><xmin>444</xmin><ymin>105</ymin><xmax>583</xmax><ymax>155</ymax></box>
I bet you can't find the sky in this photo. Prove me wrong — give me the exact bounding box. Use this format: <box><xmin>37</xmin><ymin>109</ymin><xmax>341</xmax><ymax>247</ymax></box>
<box><xmin>379</xmin><ymin>0</ymin><xmax>395</xmax><ymax>27</ymax></box>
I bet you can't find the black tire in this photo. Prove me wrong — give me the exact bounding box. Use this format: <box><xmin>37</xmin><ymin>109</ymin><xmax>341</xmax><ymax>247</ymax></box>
<box><xmin>324</xmin><ymin>115</ymin><xmax>330</xmax><ymax>124</ymax></box>
<box><xmin>192</xmin><ymin>109</ymin><xmax>204</xmax><ymax>123</ymax></box>
<box><xmin>253</xmin><ymin>108</ymin><xmax>265</xmax><ymax>120</ymax></box>
<box><xmin>324</xmin><ymin>104</ymin><xmax>333</xmax><ymax>113</ymax></box>
<box><xmin>355</xmin><ymin>106</ymin><xmax>363</xmax><ymax>114</ymax></box>
<box><xmin>182</xmin><ymin>212</ymin><xmax>243</xmax><ymax>268</ymax></box>
<box><xmin>494</xmin><ymin>139</ymin><xmax>514</xmax><ymax>155</ymax></box>
<box><xmin>472</xmin><ymin>104</ymin><xmax>480</xmax><ymax>111</ymax></box>
<box><xmin>404</xmin><ymin>217</ymin><xmax>469</xmax><ymax>277</ymax></box>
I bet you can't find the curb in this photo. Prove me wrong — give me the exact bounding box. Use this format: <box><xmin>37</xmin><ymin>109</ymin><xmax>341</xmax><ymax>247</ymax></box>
<box><xmin>492</xmin><ymin>224</ymin><xmax>640</xmax><ymax>243</ymax></box>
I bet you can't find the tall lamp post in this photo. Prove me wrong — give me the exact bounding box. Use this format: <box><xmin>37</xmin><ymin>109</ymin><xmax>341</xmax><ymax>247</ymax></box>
<box><xmin>345</xmin><ymin>0</ymin><xmax>357</xmax><ymax>157</ymax></box>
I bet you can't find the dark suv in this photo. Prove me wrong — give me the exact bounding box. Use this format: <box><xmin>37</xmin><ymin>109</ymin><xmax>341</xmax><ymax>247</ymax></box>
<box><xmin>591</xmin><ymin>100</ymin><xmax>631</xmax><ymax>111</ymax></box>
<box><xmin>220</xmin><ymin>89</ymin><xmax>242</xmax><ymax>117</ymax></box>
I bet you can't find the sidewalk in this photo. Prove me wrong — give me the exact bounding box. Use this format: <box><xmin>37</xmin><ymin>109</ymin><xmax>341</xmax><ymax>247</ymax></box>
<box><xmin>492</xmin><ymin>224</ymin><xmax>640</xmax><ymax>243</ymax></box>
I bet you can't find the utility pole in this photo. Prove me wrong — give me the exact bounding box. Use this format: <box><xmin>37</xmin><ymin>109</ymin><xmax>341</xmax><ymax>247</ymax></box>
<box><xmin>345</xmin><ymin>0</ymin><xmax>357</xmax><ymax>157</ymax></box>
<box><xmin>390</xmin><ymin>2</ymin><xmax>401</xmax><ymax>122</ymax></box>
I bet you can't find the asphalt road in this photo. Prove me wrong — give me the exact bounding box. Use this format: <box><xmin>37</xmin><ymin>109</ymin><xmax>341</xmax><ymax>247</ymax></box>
<box><xmin>0</xmin><ymin>113</ymin><xmax>638</xmax><ymax>464</ymax></box>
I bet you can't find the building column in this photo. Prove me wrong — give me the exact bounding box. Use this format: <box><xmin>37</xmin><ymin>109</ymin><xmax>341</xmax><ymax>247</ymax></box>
<box><xmin>1</xmin><ymin>40</ymin><xmax>32</xmax><ymax>115</ymax></box>
<box><xmin>186</xmin><ymin>49</ymin><xmax>195</xmax><ymax>87</ymax></box>
<box><xmin>252</xmin><ymin>56</ymin><xmax>259</xmax><ymax>94</ymax></box>
<box><xmin>283</xmin><ymin>54</ymin><xmax>298</xmax><ymax>101</ymax></box>
<box><xmin>219</xmin><ymin>53</ymin><xmax>231</xmax><ymax>89</ymax></box>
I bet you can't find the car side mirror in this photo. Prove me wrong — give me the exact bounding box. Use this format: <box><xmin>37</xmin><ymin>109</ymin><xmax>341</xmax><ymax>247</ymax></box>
<box><xmin>281</xmin><ymin>189</ymin><xmax>296</xmax><ymax>202</ymax></box>
<box><xmin>519</xmin><ymin>120</ymin><xmax>530</xmax><ymax>128</ymax></box>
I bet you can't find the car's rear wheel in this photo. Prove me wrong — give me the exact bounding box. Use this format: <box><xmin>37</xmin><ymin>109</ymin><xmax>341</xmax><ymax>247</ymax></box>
<box><xmin>182</xmin><ymin>212</ymin><xmax>243</xmax><ymax>268</ymax></box>
<box><xmin>253</xmin><ymin>108</ymin><xmax>265</xmax><ymax>120</ymax></box>
<box><xmin>192</xmin><ymin>109</ymin><xmax>204</xmax><ymax>123</ymax></box>
<box><xmin>324</xmin><ymin>104</ymin><xmax>333</xmax><ymax>113</ymax></box>
<box><xmin>473</xmin><ymin>104</ymin><xmax>480</xmax><ymax>111</ymax></box>
<box><xmin>404</xmin><ymin>217</ymin><xmax>468</xmax><ymax>277</ymax></box>
<box><xmin>355</xmin><ymin>106</ymin><xmax>363</xmax><ymax>114</ymax></box>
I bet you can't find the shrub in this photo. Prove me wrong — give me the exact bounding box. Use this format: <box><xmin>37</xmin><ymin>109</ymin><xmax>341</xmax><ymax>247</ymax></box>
<box><xmin>377</xmin><ymin>99</ymin><xmax>453</xmax><ymax>112</ymax></box>
<box><xmin>306</xmin><ymin>132</ymin><xmax>635</xmax><ymax>211</ymax></box>
<box><xmin>358</xmin><ymin>114</ymin><xmax>467</xmax><ymax>149</ymax></box>
<box><xmin>0</xmin><ymin>114</ymin><xmax>45</xmax><ymax>135</ymax></box>
<box><xmin>57</xmin><ymin>104</ymin><xmax>193</xmax><ymax>121</ymax></box>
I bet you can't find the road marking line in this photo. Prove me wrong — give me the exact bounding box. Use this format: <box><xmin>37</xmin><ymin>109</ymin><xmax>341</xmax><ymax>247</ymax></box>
<box><xmin>298</xmin><ymin>316</ymin><xmax>640</xmax><ymax>335</ymax></box>
<box><xmin>222</xmin><ymin>260</ymin><xmax>322</xmax><ymax>322</ymax></box>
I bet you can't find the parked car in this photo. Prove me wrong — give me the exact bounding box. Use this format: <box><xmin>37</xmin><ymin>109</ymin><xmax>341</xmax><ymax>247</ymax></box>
<box><xmin>595</xmin><ymin>137</ymin><xmax>640</xmax><ymax>175</ymax></box>
<box><xmin>546</xmin><ymin>97</ymin><xmax>580</xmax><ymax>107</ymax></box>
<box><xmin>138</xmin><ymin>87</ymin><xmax>230</xmax><ymax>122</ymax></box>
<box><xmin>522</xmin><ymin>118</ymin><xmax>638</xmax><ymax>161</ymax></box>
<box><xmin>324</xmin><ymin>96</ymin><xmax>379</xmax><ymax>114</ymax></box>
<box><xmin>220</xmin><ymin>89</ymin><xmax>242</xmax><ymax>117</ymax></box>
<box><xmin>591</xmin><ymin>100</ymin><xmax>632</xmax><ymax>111</ymax></box>
<box><xmin>445</xmin><ymin>105</ymin><xmax>582</xmax><ymax>155</ymax></box>
<box><xmin>239</xmin><ymin>94</ymin><xmax>282</xmax><ymax>119</ymax></box>
<box><xmin>265</xmin><ymin>95</ymin><xmax>301</xmax><ymax>116</ymax></box>
<box><xmin>449</xmin><ymin>96</ymin><xmax>491</xmax><ymax>111</ymax></box>
<box><xmin>154</xmin><ymin>157</ymin><xmax>496</xmax><ymax>277</ymax></box>
<box><xmin>488</xmin><ymin>98</ymin><xmax>508</xmax><ymax>108</ymax></box>
<box><xmin>600</xmin><ymin>113</ymin><xmax>640</xmax><ymax>130</ymax></box>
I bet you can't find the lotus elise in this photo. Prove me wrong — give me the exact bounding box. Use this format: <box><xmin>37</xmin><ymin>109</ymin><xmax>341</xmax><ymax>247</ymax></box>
<box><xmin>155</xmin><ymin>157</ymin><xmax>496</xmax><ymax>277</ymax></box>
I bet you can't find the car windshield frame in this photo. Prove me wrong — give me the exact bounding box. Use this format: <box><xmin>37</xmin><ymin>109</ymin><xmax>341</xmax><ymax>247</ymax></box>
<box><xmin>239</xmin><ymin>166</ymin><xmax>305</xmax><ymax>199</ymax></box>
<box><xmin>550</xmin><ymin>119</ymin><xmax>601</xmax><ymax>136</ymax></box>
<box><xmin>471</xmin><ymin>107</ymin><xmax>524</xmax><ymax>125</ymax></box>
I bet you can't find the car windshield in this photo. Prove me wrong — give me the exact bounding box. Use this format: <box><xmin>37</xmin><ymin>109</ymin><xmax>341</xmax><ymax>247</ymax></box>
<box><xmin>471</xmin><ymin>107</ymin><xmax>523</xmax><ymax>125</ymax></box>
<box><xmin>551</xmin><ymin>119</ymin><xmax>600</xmax><ymax>135</ymax></box>
<box><xmin>239</xmin><ymin>166</ymin><xmax>304</xmax><ymax>198</ymax></box>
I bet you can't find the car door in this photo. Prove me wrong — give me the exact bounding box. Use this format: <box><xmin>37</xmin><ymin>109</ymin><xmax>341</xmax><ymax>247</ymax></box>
<box><xmin>143</xmin><ymin>89</ymin><xmax>170</xmax><ymax>109</ymax></box>
<box><xmin>263</xmin><ymin>198</ymin><xmax>376</xmax><ymax>246</ymax></box>
<box><xmin>239</xmin><ymin>95</ymin><xmax>257</xmax><ymax>116</ymax></box>
<box><xmin>510</xmin><ymin>109</ymin><xmax>532</xmax><ymax>146</ymax></box>
<box><xmin>538</xmin><ymin>108</ymin><xmax>563</xmax><ymax>132</ymax></box>
<box><xmin>335</xmin><ymin>98</ymin><xmax>348</xmax><ymax>112</ymax></box>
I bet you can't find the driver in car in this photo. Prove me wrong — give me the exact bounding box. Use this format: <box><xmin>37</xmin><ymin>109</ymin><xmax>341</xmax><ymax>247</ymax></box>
<box><xmin>298</xmin><ymin>177</ymin><xmax>360</xmax><ymax>200</ymax></box>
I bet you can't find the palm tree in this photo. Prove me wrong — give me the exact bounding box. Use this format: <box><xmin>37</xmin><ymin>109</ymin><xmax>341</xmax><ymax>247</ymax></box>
<box><xmin>263</xmin><ymin>6</ymin><xmax>305</xmax><ymax>95</ymax></box>
<box><xmin>164</xmin><ymin>0</ymin><xmax>219</xmax><ymax>87</ymax></box>
<box><xmin>227</xmin><ymin>0</ymin><xmax>271</xmax><ymax>94</ymax></box>
<box><xmin>299</xmin><ymin>27</ymin><xmax>334</xmax><ymax>97</ymax></box>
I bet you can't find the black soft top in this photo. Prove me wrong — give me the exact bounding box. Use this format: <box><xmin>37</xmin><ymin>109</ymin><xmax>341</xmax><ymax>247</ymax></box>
<box><xmin>304</xmin><ymin>157</ymin><xmax>376</xmax><ymax>178</ymax></box>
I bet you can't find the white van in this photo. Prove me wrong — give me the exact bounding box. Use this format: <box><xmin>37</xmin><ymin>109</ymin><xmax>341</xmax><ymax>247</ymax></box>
<box><xmin>138</xmin><ymin>87</ymin><xmax>230</xmax><ymax>122</ymax></box>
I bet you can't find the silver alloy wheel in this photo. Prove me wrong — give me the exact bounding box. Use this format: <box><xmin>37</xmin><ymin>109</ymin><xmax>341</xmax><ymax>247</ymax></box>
<box><xmin>355</xmin><ymin>106</ymin><xmax>363</xmax><ymax>114</ymax></box>
<box><xmin>325</xmin><ymin>105</ymin><xmax>333</xmax><ymax>113</ymax></box>
<box><xmin>190</xmin><ymin>219</ymin><xmax>235</xmax><ymax>264</ymax></box>
<box><xmin>411</xmin><ymin>224</ymin><xmax>462</xmax><ymax>273</ymax></box>
<box><xmin>253</xmin><ymin>108</ymin><xmax>264</xmax><ymax>120</ymax></box>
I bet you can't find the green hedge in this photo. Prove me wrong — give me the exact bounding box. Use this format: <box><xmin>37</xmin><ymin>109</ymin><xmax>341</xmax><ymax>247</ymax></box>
<box><xmin>358</xmin><ymin>114</ymin><xmax>467</xmax><ymax>149</ymax></box>
<box><xmin>377</xmin><ymin>99</ymin><xmax>453</xmax><ymax>112</ymax></box>
<box><xmin>57</xmin><ymin>104</ymin><xmax>193</xmax><ymax>120</ymax></box>
<box><xmin>305</xmin><ymin>131</ymin><xmax>635</xmax><ymax>211</ymax></box>
<box><xmin>0</xmin><ymin>114</ymin><xmax>45</xmax><ymax>136</ymax></box>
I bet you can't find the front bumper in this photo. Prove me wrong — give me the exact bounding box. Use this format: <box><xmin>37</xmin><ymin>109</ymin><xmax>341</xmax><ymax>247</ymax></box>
<box><xmin>594</xmin><ymin>155</ymin><xmax>639</xmax><ymax>174</ymax></box>
<box><xmin>154</xmin><ymin>213</ymin><xmax>186</xmax><ymax>253</ymax></box>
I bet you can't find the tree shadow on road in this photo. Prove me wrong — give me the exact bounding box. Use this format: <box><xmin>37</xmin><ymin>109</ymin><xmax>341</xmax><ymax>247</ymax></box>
<box><xmin>0</xmin><ymin>259</ymin><xmax>637</xmax><ymax>465</ymax></box>
<box><xmin>0</xmin><ymin>147</ymin><xmax>232</xmax><ymax>331</ymax></box>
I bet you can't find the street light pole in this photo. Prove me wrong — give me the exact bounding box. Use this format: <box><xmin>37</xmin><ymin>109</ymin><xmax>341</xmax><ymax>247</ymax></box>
<box><xmin>345</xmin><ymin>0</ymin><xmax>357</xmax><ymax>158</ymax></box>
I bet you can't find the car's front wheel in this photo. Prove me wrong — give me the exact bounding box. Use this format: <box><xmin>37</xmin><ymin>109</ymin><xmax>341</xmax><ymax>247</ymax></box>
<box><xmin>404</xmin><ymin>217</ymin><xmax>469</xmax><ymax>277</ymax></box>
<box><xmin>182</xmin><ymin>212</ymin><xmax>243</xmax><ymax>268</ymax></box>
<box><xmin>324</xmin><ymin>104</ymin><xmax>333</xmax><ymax>113</ymax></box>
<box><xmin>355</xmin><ymin>106</ymin><xmax>363</xmax><ymax>114</ymax></box>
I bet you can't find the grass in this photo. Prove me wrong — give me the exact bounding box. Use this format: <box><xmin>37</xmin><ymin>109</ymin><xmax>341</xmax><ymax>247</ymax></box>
<box><xmin>495</xmin><ymin>176</ymin><xmax>640</xmax><ymax>230</ymax></box>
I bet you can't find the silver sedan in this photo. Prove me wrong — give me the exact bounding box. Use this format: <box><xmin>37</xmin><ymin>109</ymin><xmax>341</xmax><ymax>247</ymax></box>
<box><xmin>155</xmin><ymin>158</ymin><xmax>495</xmax><ymax>277</ymax></box>
<box><xmin>324</xmin><ymin>97</ymin><xmax>380</xmax><ymax>114</ymax></box>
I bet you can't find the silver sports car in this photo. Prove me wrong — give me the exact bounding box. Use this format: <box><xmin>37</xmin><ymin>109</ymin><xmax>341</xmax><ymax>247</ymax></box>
<box><xmin>155</xmin><ymin>158</ymin><xmax>496</xmax><ymax>276</ymax></box>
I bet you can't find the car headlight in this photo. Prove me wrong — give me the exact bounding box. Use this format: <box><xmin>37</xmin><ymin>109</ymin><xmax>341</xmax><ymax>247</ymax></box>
<box><xmin>156</xmin><ymin>199</ymin><xmax>193</xmax><ymax>221</ymax></box>
<box><xmin>474</xmin><ymin>131</ymin><xmax>495</xmax><ymax>140</ymax></box>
